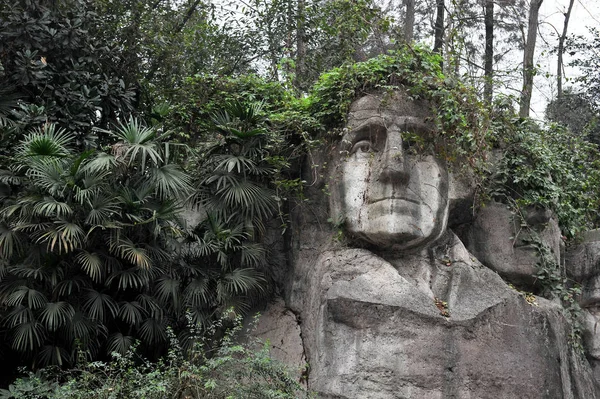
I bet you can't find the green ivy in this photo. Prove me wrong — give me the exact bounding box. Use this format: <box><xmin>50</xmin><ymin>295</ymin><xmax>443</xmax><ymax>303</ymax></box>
<box><xmin>305</xmin><ymin>45</ymin><xmax>491</xmax><ymax>169</ymax></box>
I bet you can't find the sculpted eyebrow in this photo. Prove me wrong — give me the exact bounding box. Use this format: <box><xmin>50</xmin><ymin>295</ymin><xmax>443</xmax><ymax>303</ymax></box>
<box><xmin>395</xmin><ymin>117</ymin><xmax>434</xmax><ymax>134</ymax></box>
<box><xmin>347</xmin><ymin>119</ymin><xmax>386</xmax><ymax>142</ymax></box>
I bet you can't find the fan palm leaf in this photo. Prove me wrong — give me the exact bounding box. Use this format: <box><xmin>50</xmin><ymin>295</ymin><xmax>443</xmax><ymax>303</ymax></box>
<box><xmin>136</xmin><ymin>293</ymin><xmax>163</xmax><ymax>319</ymax></box>
<box><xmin>219</xmin><ymin>268</ymin><xmax>266</xmax><ymax>297</ymax></box>
<box><xmin>0</xmin><ymin>223</ymin><xmax>24</xmax><ymax>259</ymax></box>
<box><xmin>76</xmin><ymin>251</ymin><xmax>104</xmax><ymax>283</ymax></box>
<box><xmin>183</xmin><ymin>277</ymin><xmax>214</xmax><ymax>308</ymax></box>
<box><xmin>215</xmin><ymin>180</ymin><xmax>276</xmax><ymax>220</ymax></box>
<box><xmin>114</xmin><ymin>239</ymin><xmax>152</xmax><ymax>270</ymax></box>
<box><xmin>112</xmin><ymin>118</ymin><xmax>162</xmax><ymax>169</ymax></box>
<box><xmin>4</xmin><ymin>305</ymin><xmax>35</xmax><ymax>327</ymax></box>
<box><xmin>37</xmin><ymin>221</ymin><xmax>85</xmax><ymax>254</ymax></box>
<box><xmin>154</xmin><ymin>276</ymin><xmax>180</xmax><ymax>309</ymax></box>
<box><xmin>138</xmin><ymin>317</ymin><xmax>167</xmax><ymax>345</ymax></box>
<box><xmin>17</xmin><ymin>124</ymin><xmax>73</xmax><ymax>159</ymax></box>
<box><xmin>53</xmin><ymin>275</ymin><xmax>87</xmax><ymax>297</ymax></box>
<box><xmin>106</xmin><ymin>267</ymin><xmax>149</xmax><ymax>291</ymax></box>
<box><xmin>85</xmin><ymin>194</ymin><xmax>120</xmax><ymax>226</ymax></box>
<box><xmin>107</xmin><ymin>333</ymin><xmax>134</xmax><ymax>355</ymax></box>
<box><xmin>149</xmin><ymin>164</ymin><xmax>192</xmax><ymax>200</ymax></box>
<box><xmin>82</xmin><ymin>152</ymin><xmax>117</xmax><ymax>173</ymax></box>
<box><xmin>32</xmin><ymin>197</ymin><xmax>73</xmax><ymax>218</ymax></box>
<box><xmin>8</xmin><ymin>261</ymin><xmax>58</xmax><ymax>283</ymax></box>
<box><xmin>118</xmin><ymin>301</ymin><xmax>146</xmax><ymax>325</ymax></box>
<box><xmin>37</xmin><ymin>345</ymin><xmax>70</xmax><ymax>367</ymax></box>
<box><xmin>6</xmin><ymin>286</ymin><xmax>48</xmax><ymax>309</ymax></box>
<box><xmin>12</xmin><ymin>321</ymin><xmax>45</xmax><ymax>351</ymax></box>
<box><xmin>26</xmin><ymin>158</ymin><xmax>68</xmax><ymax>196</ymax></box>
<box><xmin>213</xmin><ymin>154</ymin><xmax>257</xmax><ymax>174</ymax></box>
<box><xmin>69</xmin><ymin>312</ymin><xmax>101</xmax><ymax>345</ymax></box>
<box><xmin>239</xmin><ymin>243</ymin><xmax>266</xmax><ymax>268</ymax></box>
<box><xmin>39</xmin><ymin>301</ymin><xmax>75</xmax><ymax>332</ymax></box>
<box><xmin>83</xmin><ymin>289</ymin><xmax>118</xmax><ymax>322</ymax></box>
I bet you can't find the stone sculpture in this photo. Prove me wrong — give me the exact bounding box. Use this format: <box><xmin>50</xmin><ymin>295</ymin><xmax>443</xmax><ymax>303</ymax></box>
<box><xmin>462</xmin><ymin>201</ymin><xmax>562</xmax><ymax>288</ymax></box>
<box><xmin>566</xmin><ymin>232</ymin><xmax>600</xmax><ymax>392</ymax></box>
<box><xmin>277</xmin><ymin>89</ymin><xmax>598</xmax><ymax>399</ymax></box>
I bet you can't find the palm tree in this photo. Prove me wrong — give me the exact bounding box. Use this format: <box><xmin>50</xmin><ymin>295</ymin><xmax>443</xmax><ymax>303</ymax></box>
<box><xmin>0</xmin><ymin>105</ymin><xmax>276</xmax><ymax>368</ymax></box>
<box><xmin>0</xmin><ymin>120</ymin><xmax>193</xmax><ymax>366</ymax></box>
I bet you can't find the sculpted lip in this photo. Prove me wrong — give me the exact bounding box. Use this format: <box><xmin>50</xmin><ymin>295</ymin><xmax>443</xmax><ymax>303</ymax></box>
<box><xmin>369</xmin><ymin>196</ymin><xmax>420</xmax><ymax>205</ymax></box>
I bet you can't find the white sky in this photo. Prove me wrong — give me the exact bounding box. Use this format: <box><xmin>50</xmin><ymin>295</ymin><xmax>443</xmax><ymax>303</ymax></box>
<box><xmin>531</xmin><ymin>0</ymin><xmax>600</xmax><ymax>118</ymax></box>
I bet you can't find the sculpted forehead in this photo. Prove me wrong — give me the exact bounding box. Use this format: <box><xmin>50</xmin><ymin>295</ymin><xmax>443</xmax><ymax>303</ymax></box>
<box><xmin>347</xmin><ymin>91</ymin><xmax>434</xmax><ymax>126</ymax></box>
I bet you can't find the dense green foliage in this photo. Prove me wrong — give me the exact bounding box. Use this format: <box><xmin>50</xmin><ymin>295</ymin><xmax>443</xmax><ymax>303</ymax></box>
<box><xmin>0</xmin><ymin>0</ymin><xmax>136</xmax><ymax>145</ymax></box>
<box><xmin>0</xmin><ymin>314</ymin><xmax>309</xmax><ymax>398</ymax></box>
<box><xmin>489</xmin><ymin>115</ymin><xmax>600</xmax><ymax>238</ymax></box>
<box><xmin>1</xmin><ymin>0</ymin><xmax>600</xmax><ymax>389</ymax></box>
<box><xmin>307</xmin><ymin>47</ymin><xmax>489</xmax><ymax>169</ymax></box>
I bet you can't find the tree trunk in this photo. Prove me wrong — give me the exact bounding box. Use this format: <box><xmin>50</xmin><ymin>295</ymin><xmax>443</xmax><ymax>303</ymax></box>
<box><xmin>519</xmin><ymin>0</ymin><xmax>543</xmax><ymax>118</ymax></box>
<box><xmin>295</xmin><ymin>0</ymin><xmax>306</xmax><ymax>89</ymax></box>
<box><xmin>484</xmin><ymin>0</ymin><xmax>494</xmax><ymax>104</ymax></box>
<box><xmin>404</xmin><ymin>0</ymin><xmax>415</xmax><ymax>42</ymax></box>
<box><xmin>433</xmin><ymin>0</ymin><xmax>445</xmax><ymax>53</ymax></box>
<box><xmin>557</xmin><ymin>0</ymin><xmax>574</xmax><ymax>100</ymax></box>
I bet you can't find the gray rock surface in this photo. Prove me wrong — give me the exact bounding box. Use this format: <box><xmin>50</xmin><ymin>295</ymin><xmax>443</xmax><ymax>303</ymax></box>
<box><xmin>287</xmin><ymin>231</ymin><xmax>595</xmax><ymax>398</ymax></box>
<box><xmin>464</xmin><ymin>201</ymin><xmax>561</xmax><ymax>288</ymax></box>
<box><xmin>268</xmin><ymin>90</ymin><xmax>598</xmax><ymax>398</ymax></box>
<box><xmin>248</xmin><ymin>299</ymin><xmax>306</xmax><ymax>383</ymax></box>
<box><xmin>567</xmin><ymin>240</ymin><xmax>600</xmax><ymax>281</ymax></box>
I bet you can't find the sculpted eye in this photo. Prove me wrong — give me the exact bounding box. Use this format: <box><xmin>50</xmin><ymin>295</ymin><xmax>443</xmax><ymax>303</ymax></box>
<box><xmin>350</xmin><ymin>140</ymin><xmax>377</xmax><ymax>155</ymax></box>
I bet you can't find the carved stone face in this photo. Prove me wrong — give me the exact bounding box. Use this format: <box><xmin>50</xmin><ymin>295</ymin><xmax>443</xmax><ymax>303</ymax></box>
<box><xmin>467</xmin><ymin>202</ymin><xmax>561</xmax><ymax>286</ymax></box>
<box><xmin>580</xmin><ymin>275</ymin><xmax>600</xmax><ymax>360</ymax></box>
<box><xmin>330</xmin><ymin>91</ymin><xmax>449</xmax><ymax>250</ymax></box>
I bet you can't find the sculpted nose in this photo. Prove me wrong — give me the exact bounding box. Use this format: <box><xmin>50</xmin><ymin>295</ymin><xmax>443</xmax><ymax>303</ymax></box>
<box><xmin>378</xmin><ymin>130</ymin><xmax>410</xmax><ymax>185</ymax></box>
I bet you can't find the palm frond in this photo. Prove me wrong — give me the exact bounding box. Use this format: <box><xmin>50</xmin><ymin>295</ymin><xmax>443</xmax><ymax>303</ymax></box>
<box><xmin>76</xmin><ymin>251</ymin><xmax>104</xmax><ymax>283</ymax></box>
<box><xmin>216</xmin><ymin>180</ymin><xmax>276</xmax><ymax>220</ymax></box>
<box><xmin>138</xmin><ymin>317</ymin><xmax>167</xmax><ymax>345</ymax></box>
<box><xmin>115</xmin><ymin>240</ymin><xmax>152</xmax><ymax>269</ymax></box>
<box><xmin>0</xmin><ymin>168</ymin><xmax>24</xmax><ymax>186</ymax></box>
<box><xmin>6</xmin><ymin>286</ymin><xmax>48</xmax><ymax>309</ymax></box>
<box><xmin>149</xmin><ymin>164</ymin><xmax>192</xmax><ymax>200</ymax></box>
<box><xmin>83</xmin><ymin>289</ymin><xmax>118</xmax><ymax>322</ymax></box>
<box><xmin>26</xmin><ymin>158</ymin><xmax>68</xmax><ymax>196</ymax></box>
<box><xmin>154</xmin><ymin>276</ymin><xmax>180</xmax><ymax>308</ymax></box>
<box><xmin>37</xmin><ymin>345</ymin><xmax>70</xmax><ymax>367</ymax></box>
<box><xmin>0</xmin><ymin>223</ymin><xmax>24</xmax><ymax>259</ymax></box>
<box><xmin>85</xmin><ymin>193</ymin><xmax>120</xmax><ymax>226</ymax></box>
<box><xmin>118</xmin><ymin>301</ymin><xmax>146</xmax><ymax>325</ymax></box>
<box><xmin>37</xmin><ymin>221</ymin><xmax>85</xmax><ymax>254</ymax></box>
<box><xmin>183</xmin><ymin>277</ymin><xmax>213</xmax><ymax>308</ymax></box>
<box><xmin>53</xmin><ymin>275</ymin><xmax>87</xmax><ymax>297</ymax></box>
<box><xmin>136</xmin><ymin>293</ymin><xmax>163</xmax><ymax>319</ymax></box>
<box><xmin>82</xmin><ymin>152</ymin><xmax>117</xmax><ymax>173</ymax></box>
<box><xmin>106</xmin><ymin>267</ymin><xmax>149</xmax><ymax>291</ymax></box>
<box><xmin>239</xmin><ymin>243</ymin><xmax>267</xmax><ymax>268</ymax></box>
<box><xmin>112</xmin><ymin>118</ymin><xmax>162</xmax><ymax>169</ymax></box>
<box><xmin>12</xmin><ymin>321</ymin><xmax>45</xmax><ymax>352</ymax></box>
<box><xmin>106</xmin><ymin>333</ymin><xmax>134</xmax><ymax>355</ymax></box>
<box><xmin>32</xmin><ymin>197</ymin><xmax>73</xmax><ymax>218</ymax></box>
<box><xmin>213</xmin><ymin>154</ymin><xmax>257</xmax><ymax>174</ymax></box>
<box><xmin>39</xmin><ymin>301</ymin><xmax>75</xmax><ymax>331</ymax></box>
<box><xmin>219</xmin><ymin>268</ymin><xmax>266</xmax><ymax>298</ymax></box>
<box><xmin>69</xmin><ymin>312</ymin><xmax>100</xmax><ymax>343</ymax></box>
<box><xmin>4</xmin><ymin>305</ymin><xmax>34</xmax><ymax>327</ymax></box>
<box><xmin>17</xmin><ymin>123</ymin><xmax>73</xmax><ymax>159</ymax></box>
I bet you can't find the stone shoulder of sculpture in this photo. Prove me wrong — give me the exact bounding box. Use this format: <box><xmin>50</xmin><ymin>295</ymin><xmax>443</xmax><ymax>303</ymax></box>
<box><xmin>272</xmin><ymin>89</ymin><xmax>597</xmax><ymax>399</ymax></box>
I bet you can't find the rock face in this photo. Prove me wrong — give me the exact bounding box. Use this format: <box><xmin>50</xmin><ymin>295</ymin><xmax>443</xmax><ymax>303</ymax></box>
<box><xmin>287</xmin><ymin>233</ymin><xmax>595</xmax><ymax>398</ymax></box>
<box><xmin>246</xmin><ymin>299</ymin><xmax>306</xmax><ymax>384</ymax></box>
<box><xmin>261</xmin><ymin>90</ymin><xmax>598</xmax><ymax>398</ymax></box>
<box><xmin>463</xmin><ymin>201</ymin><xmax>562</xmax><ymax>288</ymax></box>
<box><xmin>566</xmin><ymin>234</ymin><xmax>600</xmax><ymax>395</ymax></box>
